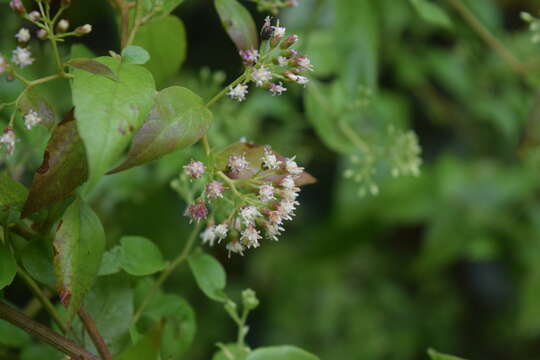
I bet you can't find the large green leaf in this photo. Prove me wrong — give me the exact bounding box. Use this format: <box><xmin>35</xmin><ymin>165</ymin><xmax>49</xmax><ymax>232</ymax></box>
<box><xmin>53</xmin><ymin>198</ymin><xmax>106</xmax><ymax>321</ymax></box>
<box><xmin>0</xmin><ymin>318</ymin><xmax>31</xmax><ymax>347</ymax></box>
<box><xmin>21</xmin><ymin>240</ymin><xmax>56</xmax><ymax>286</ymax></box>
<box><xmin>212</xmin><ymin>344</ymin><xmax>250</xmax><ymax>360</ymax></box>
<box><xmin>133</xmin><ymin>15</ymin><xmax>186</xmax><ymax>87</ymax></box>
<box><xmin>215</xmin><ymin>0</ymin><xmax>258</xmax><ymax>51</ymax></box>
<box><xmin>0</xmin><ymin>172</ymin><xmax>27</xmax><ymax>207</ymax></box>
<box><xmin>247</xmin><ymin>346</ymin><xmax>319</xmax><ymax>360</ymax></box>
<box><xmin>119</xmin><ymin>236</ymin><xmax>166</xmax><ymax>276</ymax></box>
<box><xmin>22</xmin><ymin>110</ymin><xmax>88</xmax><ymax>217</ymax></box>
<box><xmin>427</xmin><ymin>348</ymin><xmax>467</xmax><ymax>360</ymax></box>
<box><xmin>409</xmin><ymin>0</ymin><xmax>452</xmax><ymax>28</ymax></box>
<box><xmin>114</xmin><ymin>323</ymin><xmax>162</xmax><ymax>360</ymax></box>
<box><xmin>72</xmin><ymin>56</ymin><xmax>156</xmax><ymax>188</ymax></box>
<box><xmin>187</xmin><ymin>252</ymin><xmax>227</xmax><ymax>302</ymax></box>
<box><xmin>0</xmin><ymin>244</ymin><xmax>17</xmax><ymax>290</ymax></box>
<box><xmin>110</xmin><ymin>86</ymin><xmax>212</xmax><ymax>173</ymax></box>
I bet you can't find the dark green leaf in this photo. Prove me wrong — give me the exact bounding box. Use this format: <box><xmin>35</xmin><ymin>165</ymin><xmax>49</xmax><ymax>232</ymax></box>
<box><xmin>427</xmin><ymin>348</ymin><xmax>467</xmax><ymax>360</ymax></box>
<box><xmin>98</xmin><ymin>246</ymin><xmax>122</xmax><ymax>276</ymax></box>
<box><xmin>133</xmin><ymin>15</ymin><xmax>187</xmax><ymax>87</ymax></box>
<box><xmin>122</xmin><ymin>46</ymin><xmax>151</xmax><ymax>65</ymax></box>
<box><xmin>215</xmin><ymin>0</ymin><xmax>258</xmax><ymax>51</ymax></box>
<box><xmin>21</xmin><ymin>240</ymin><xmax>55</xmax><ymax>286</ymax></box>
<box><xmin>65</xmin><ymin>58</ymin><xmax>117</xmax><ymax>80</ymax></box>
<box><xmin>110</xmin><ymin>86</ymin><xmax>212</xmax><ymax>173</ymax></box>
<box><xmin>114</xmin><ymin>323</ymin><xmax>162</xmax><ymax>360</ymax></box>
<box><xmin>20</xmin><ymin>344</ymin><xmax>63</xmax><ymax>360</ymax></box>
<box><xmin>0</xmin><ymin>319</ymin><xmax>31</xmax><ymax>347</ymax></box>
<box><xmin>72</xmin><ymin>56</ymin><xmax>156</xmax><ymax>188</ymax></box>
<box><xmin>0</xmin><ymin>245</ymin><xmax>16</xmax><ymax>290</ymax></box>
<box><xmin>53</xmin><ymin>198</ymin><xmax>106</xmax><ymax>321</ymax></box>
<box><xmin>120</xmin><ymin>236</ymin><xmax>166</xmax><ymax>276</ymax></box>
<box><xmin>212</xmin><ymin>344</ymin><xmax>250</xmax><ymax>360</ymax></box>
<box><xmin>22</xmin><ymin>110</ymin><xmax>88</xmax><ymax>218</ymax></box>
<box><xmin>247</xmin><ymin>346</ymin><xmax>319</xmax><ymax>360</ymax></box>
<box><xmin>187</xmin><ymin>252</ymin><xmax>227</xmax><ymax>302</ymax></box>
<box><xmin>0</xmin><ymin>172</ymin><xmax>27</xmax><ymax>207</ymax></box>
<box><xmin>409</xmin><ymin>0</ymin><xmax>452</xmax><ymax>28</ymax></box>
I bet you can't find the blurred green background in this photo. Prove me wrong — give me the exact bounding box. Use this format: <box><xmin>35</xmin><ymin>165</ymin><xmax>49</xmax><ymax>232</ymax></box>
<box><xmin>3</xmin><ymin>0</ymin><xmax>540</xmax><ymax>359</ymax></box>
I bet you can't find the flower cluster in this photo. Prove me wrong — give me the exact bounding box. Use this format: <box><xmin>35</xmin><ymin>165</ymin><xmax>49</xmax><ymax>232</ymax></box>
<box><xmin>248</xmin><ymin>0</ymin><xmax>298</xmax><ymax>15</ymax></box>
<box><xmin>178</xmin><ymin>144</ymin><xmax>308</xmax><ymax>256</ymax></box>
<box><xmin>521</xmin><ymin>11</ymin><xmax>540</xmax><ymax>43</ymax></box>
<box><xmin>227</xmin><ymin>17</ymin><xmax>313</xmax><ymax>102</ymax></box>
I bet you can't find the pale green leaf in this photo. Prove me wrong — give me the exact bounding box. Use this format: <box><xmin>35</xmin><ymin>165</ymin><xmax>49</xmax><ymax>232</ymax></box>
<box><xmin>188</xmin><ymin>252</ymin><xmax>227</xmax><ymax>302</ymax></box>
<box><xmin>247</xmin><ymin>346</ymin><xmax>319</xmax><ymax>360</ymax></box>
<box><xmin>410</xmin><ymin>0</ymin><xmax>452</xmax><ymax>28</ymax></box>
<box><xmin>122</xmin><ymin>45</ymin><xmax>151</xmax><ymax>65</ymax></box>
<box><xmin>120</xmin><ymin>236</ymin><xmax>166</xmax><ymax>276</ymax></box>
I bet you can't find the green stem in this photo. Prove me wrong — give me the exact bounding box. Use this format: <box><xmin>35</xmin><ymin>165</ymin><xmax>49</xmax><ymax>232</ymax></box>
<box><xmin>205</xmin><ymin>74</ymin><xmax>247</xmax><ymax>108</ymax></box>
<box><xmin>124</xmin><ymin>0</ymin><xmax>144</xmax><ymax>48</ymax></box>
<box><xmin>78</xmin><ymin>307</ymin><xmax>112</xmax><ymax>360</ymax></box>
<box><xmin>131</xmin><ymin>222</ymin><xmax>203</xmax><ymax>326</ymax></box>
<box><xmin>237</xmin><ymin>308</ymin><xmax>249</xmax><ymax>346</ymax></box>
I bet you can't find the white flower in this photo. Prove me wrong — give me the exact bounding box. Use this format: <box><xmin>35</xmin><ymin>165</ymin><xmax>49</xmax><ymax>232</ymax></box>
<box><xmin>227</xmin><ymin>84</ymin><xmax>248</xmax><ymax>102</ymax></box>
<box><xmin>28</xmin><ymin>11</ymin><xmax>40</xmax><ymax>21</ymax></box>
<box><xmin>228</xmin><ymin>154</ymin><xmax>249</xmax><ymax>173</ymax></box>
<box><xmin>57</xmin><ymin>19</ymin><xmax>69</xmax><ymax>32</ymax></box>
<box><xmin>285</xmin><ymin>157</ymin><xmax>304</xmax><ymax>175</ymax></box>
<box><xmin>258</xmin><ymin>184</ymin><xmax>276</xmax><ymax>202</ymax></box>
<box><xmin>37</xmin><ymin>29</ymin><xmax>47</xmax><ymax>40</ymax></box>
<box><xmin>277</xmin><ymin>56</ymin><xmax>289</xmax><ymax>66</ymax></box>
<box><xmin>215</xmin><ymin>223</ymin><xmax>229</xmax><ymax>241</ymax></box>
<box><xmin>266</xmin><ymin>222</ymin><xmax>284</xmax><ymax>241</ymax></box>
<box><xmin>240</xmin><ymin>205</ymin><xmax>262</xmax><ymax>224</ymax></box>
<box><xmin>251</xmin><ymin>66</ymin><xmax>272</xmax><ymax>87</ymax></box>
<box><xmin>12</xmin><ymin>47</ymin><xmax>34</xmax><ymax>67</ymax></box>
<box><xmin>267</xmin><ymin>210</ymin><xmax>283</xmax><ymax>225</ymax></box>
<box><xmin>295</xmin><ymin>75</ymin><xmax>309</xmax><ymax>86</ymax></box>
<box><xmin>281</xmin><ymin>187</ymin><xmax>300</xmax><ymax>201</ymax></box>
<box><xmin>239</xmin><ymin>49</ymin><xmax>259</xmax><ymax>65</ymax></box>
<box><xmin>272</xmin><ymin>26</ymin><xmax>286</xmax><ymax>39</ymax></box>
<box><xmin>0</xmin><ymin>128</ymin><xmax>16</xmax><ymax>155</ymax></box>
<box><xmin>241</xmin><ymin>224</ymin><xmax>261</xmax><ymax>248</ymax></box>
<box><xmin>294</xmin><ymin>56</ymin><xmax>314</xmax><ymax>72</ymax></box>
<box><xmin>280</xmin><ymin>175</ymin><xmax>296</xmax><ymax>189</ymax></box>
<box><xmin>201</xmin><ymin>226</ymin><xmax>217</xmax><ymax>246</ymax></box>
<box><xmin>183</xmin><ymin>160</ymin><xmax>205</xmax><ymax>179</ymax></box>
<box><xmin>226</xmin><ymin>240</ymin><xmax>244</xmax><ymax>255</ymax></box>
<box><xmin>261</xmin><ymin>145</ymin><xmax>281</xmax><ymax>170</ymax></box>
<box><xmin>15</xmin><ymin>28</ymin><xmax>31</xmax><ymax>43</ymax></box>
<box><xmin>24</xmin><ymin>110</ymin><xmax>41</xmax><ymax>130</ymax></box>
<box><xmin>277</xmin><ymin>199</ymin><xmax>298</xmax><ymax>221</ymax></box>
<box><xmin>269</xmin><ymin>82</ymin><xmax>287</xmax><ymax>96</ymax></box>
<box><xmin>206</xmin><ymin>180</ymin><xmax>225</xmax><ymax>199</ymax></box>
<box><xmin>0</xmin><ymin>56</ymin><xmax>6</xmax><ymax>74</ymax></box>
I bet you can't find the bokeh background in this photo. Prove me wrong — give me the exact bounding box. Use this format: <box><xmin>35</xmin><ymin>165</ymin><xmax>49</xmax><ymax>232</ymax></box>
<box><xmin>3</xmin><ymin>0</ymin><xmax>540</xmax><ymax>359</ymax></box>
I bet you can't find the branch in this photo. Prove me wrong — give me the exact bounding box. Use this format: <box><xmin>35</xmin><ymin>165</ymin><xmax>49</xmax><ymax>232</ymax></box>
<box><xmin>0</xmin><ymin>301</ymin><xmax>100</xmax><ymax>360</ymax></box>
<box><xmin>79</xmin><ymin>307</ymin><xmax>112</xmax><ymax>360</ymax></box>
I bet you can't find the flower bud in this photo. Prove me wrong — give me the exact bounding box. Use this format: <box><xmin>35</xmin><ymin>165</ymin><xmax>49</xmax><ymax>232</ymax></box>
<box><xmin>9</xmin><ymin>0</ymin><xmax>26</xmax><ymax>15</ymax></box>
<box><xmin>75</xmin><ymin>24</ymin><xmax>92</xmax><ymax>36</ymax></box>
<box><xmin>242</xmin><ymin>289</ymin><xmax>259</xmax><ymax>310</ymax></box>
<box><xmin>37</xmin><ymin>29</ymin><xmax>48</xmax><ymax>40</ymax></box>
<box><xmin>15</xmin><ymin>28</ymin><xmax>31</xmax><ymax>43</ymax></box>
<box><xmin>28</xmin><ymin>11</ymin><xmax>41</xmax><ymax>22</ymax></box>
<box><xmin>280</xmin><ymin>35</ymin><xmax>298</xmax><ymax>49</ymax></box>
<box><xmin>224</xmin><ymin>300</ymin><xmax>237</xmax><ymax>316</ymax></box>
<box><xmin>56</xmin><ymin>19</ymin><xmax>69</xmax><ymax>33</ymax></box>
<box><xmin>184</xmin><ymin>200</ymin><xmax>208</xmax><ymax>223</ymax></box>
<box><xmin>521</xmin><ymin>11</ymin><xmax>534</xmax><ymax>22</ymax></box>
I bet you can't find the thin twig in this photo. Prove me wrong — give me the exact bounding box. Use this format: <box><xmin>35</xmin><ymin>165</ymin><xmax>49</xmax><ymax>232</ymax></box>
<box><xmin>79</xmin><ymin>307</ymin><xmax>112</xmax><ymax>360</ymax></box>
<box><xmin>0</xmin><ymin>301</ymin><xmax>99</xmax><ymax>360</ymax></box>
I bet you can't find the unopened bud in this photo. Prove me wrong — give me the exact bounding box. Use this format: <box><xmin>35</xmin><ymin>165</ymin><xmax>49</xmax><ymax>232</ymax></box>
<box><xmin>281</xmin><ymin>35</ymin><xmax>298</xmax><ymax>49</ymax></box>
<box><xmin>224</xmin><ymin>300</ymin><xmax>237</xmax><ymax>315</ymax></box>
<box><xmin>37</xmin><ymin>29</ymin><xmax>47</xmax><ymax>40</ymax></box>
<box><xmin>28</xmin><ymin>11</ymin><xmax>41</xmax><ymax>22</ymax></box>
<box><xmin>75</xmin><ymin>24</ymin><xmax>92</xmax><ymax>36</ymax></box>
<box><xmin>9</xmin><ymin>0</ymin><xmax>26</xmax><ymax>15</ymax></box>
<box><xmin>56</xmin><ymin>19</ymin><xmax>69</xmax><ymax>33</ymax></box>
<box><xmin>521</xmin><ymin>12</ymin><xmax>534</xmax><ymax>22</ymax></box>
<box><xmin>242</xmin><ymin>289</ymin><xmax>259</xmax><ymax>310</ymax></box>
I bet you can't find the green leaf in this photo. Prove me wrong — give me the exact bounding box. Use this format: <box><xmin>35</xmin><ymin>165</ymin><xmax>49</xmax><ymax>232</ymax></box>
<box><xmin>109</xmin><ymin>86</ymin><xmax>212</xmax><ymax>173</ymax></box>
<box><xmin>114</xmin><ymin>323</ymin><xmax>162</xmax><ymax>360</ymax></box>
<box><xmin>21</xmin><ymin>240</ymin><xmax>56</xmax><ymax>286</ymax></box>
<box><xmin>212</xmin><ymin>344</ymin><xmax>250</xmax><ymax>360</ymax></box>
<box><xmin>0</xmin><ymin>172</ymin><xmax>27</xmax><ymax>207</ymax></box>
<box><xmin>65</xmin><ymin>58</ymin><xmax>117</xmax><ymax>80</ymax></box>
<box><xmin>0</xmin><ymin>244</ymin><xmax>17</xmax><ymax>290</ymax></box>
<box><xmin>21</xmin><ymin>344</ymin><xmax>63</xmax><ymax>360</ymax></box>
<box><xmin>18</xmin><ymin>88</ymin><xmax>58</xmax><ymax>129</ymax></box>
<box><xmin>133</xmin><ymin>15</ymin><xmax>186</xmax><ymax>87</ymax></box>
<box><xmin>187</xmin><ymin>252</ymin><xmax>227</xmax><ymax>302</ymax></box>
<box><xmin>72</xmin><ymin>56</ymin><xmax>156</xmax><ymax>188</ymax></box>
<box><xmin>247</xmin><ymin>346</ymin><xmax>319</xmax><ymax>360</ymax></box>
<box><xmin>427</xmin><ymin>348</ymin><xmax>467</xmax><ymax>360</ymax></box>
<box><xmin>98</xmin><ymin>246</ymin><xmax>122</xmax><ymax>276</ymax></box>
<box><xmin>409</xmin><ymin>0</ymin><xmax>452</xmax><ymax>28</ymax></box>
<box><xmin>215</xmin><ymin>0</ymin><xmax>258</xmax><ymax>51</ymax></box>
<box><xmin>53</xmin><ymin>198</ymin><xmax>106</xmax><ymax>321</ymax></box>
<box><xmin>156</xmin><ymin>0</ymin><xmax>185</xmax><ymax>18</ymax></box>
<box><xmin>120</xmin><ymin>236</ymin><xmax>166</xmax><ymax>276</ymax></box>
<box><xmin>122</xmin><ymin>46</ymin><xmax>151</xmax><ymax>65</ymax></box>
<box><xmin>22</xmin><ymin>110</ymin><xmax>88</xmax><ymax>218</ymax></box>
<box><xmin>0</xmin><ymin>318</ymin><xmax>31</xmax><ymax>347</ymax></box>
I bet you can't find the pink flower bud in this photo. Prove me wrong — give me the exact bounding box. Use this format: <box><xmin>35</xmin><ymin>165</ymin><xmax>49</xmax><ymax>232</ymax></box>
<box><xmin>75</xmin><ymin>24</ymin><xmax>92</xmax><ymax>36</ymax></box>
<box><xmin>10</xmin><ymin>0</ymin><xmax>26</xmax><ymax>15</ymax></box>
<box><xmin>281</xmin><ymin>35</ymin><xmax>298</xmax><ymax>49</ymax></box>
<box><xmin>184</xmin><ymin>201</ymin><xmax>208</xmax><ymax>223</ymax></box>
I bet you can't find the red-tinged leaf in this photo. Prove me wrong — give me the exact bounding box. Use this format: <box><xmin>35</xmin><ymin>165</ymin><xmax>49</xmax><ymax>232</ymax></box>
<box><xmin>18</xmin><ymin>89</ymin><xmax>58</xmax><ymax>129</ymax></box>
<box><xmin>53</xmin><ymin>198</ymin><xmax>105</xmax><ymax>322</ymax></box>
<box><xmin>22</xmin><ymin>109</ymin><xmax>88</xmax><ymax>218</ymax></box>
<box><xmin>215</xmin><ymin>141</ymin><xmax>316</xmax><ymax>186</ymax></box>
<box><xmin>109</xmin><ymin>86</ymin><xmax>212</xmax><ymax>174</ymax></box>
<box><xmin>65</xmin><ymin>58</ymin><xmax>117</xmax><ymax>80</ymax></box>
<box><xmin>215</xmin><ymin>0</ymin><xmax>258</xmax><ymax>51</ymax></box>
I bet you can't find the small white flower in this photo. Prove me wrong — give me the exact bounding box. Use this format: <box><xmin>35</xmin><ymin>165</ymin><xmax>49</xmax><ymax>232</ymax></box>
<box><xmin>24</xmin><ymin>110</ymin><xmax>41</xmax><ymax>130</ymax></box>
<box><xmin>241</xmin><ymin>224</ymin><xmax>261</xmax><ymax>248</ymax></box>
<box><xmin>261</xmin><ymin>145</ymin><xmax>281</xmax><ymax>170</ymax></box>
<box><xmin>258</xmin><ymin>183</ymin><xmax>276</xmax><ymax>202</ymax></box>
<box><xmin>57</xmin><ymin>19</ymin><xmax>69</xmax><ymax>32</ymax></box>
<box><xmin>215</xmin><ymin>223</ymin><xmax>229</xmax><ymax>241</ymax></box>
<box><xmin>12</xmin><ymin>47</ymin><xmax>34</xmax><ymax>67</ymax></box>
<box><xmin>295</xmin><ymin>75</ymin><xmax>309</xmax><ymax>86</ymax></box>
<box><xmin>201</xmin><ymin>226</ymin><xmax>217</xmax><ymax>246</ymax></box>
<box><xmin>266</xmin><ymin>222</ymin><xmax>284</xmax><ymax>241</ymax></box>
<box><xmin>226</xmin><ymin>240</ymin><xmax>244</xmax><ymax>255</ymax></box>
<box><xmin>272</xmin><ymin>26</ymin><xmax>286</xmax><ymax>39</ymax></box>
<box><xmin>280</xmin><ymin>175</ymin><xmax>296</xmax><ymax>189</ymax></box>
<box><xmin>239</xmin><ymin>49</ymin><xmax>259</xmax><ymax>65</ymax></box>
<box><xmin>267</xmin><ymin>210</ymin><xmax>283</xmax><ymax>225</ymax></box>
<box><xmin>28</xmin><ymin>11</ymin><xmax>41</xmax><ymax>21</ymax></box>
<box><xmin>251</xmin><ymin>66</ymin><xmax>272</xmax><ymax>87</ymax></box>
<box><xmin>294</xmin><ymin>56</ymin><xmax>314</xmax><ymax>72</ymax></box>
<box><xmin>227</xmin><ymin>84</ymin><xmax>249</xmax><ymax>102</ymax></box>
<box><xmin>269</xmin><ymin>82</ymin><xmax>287</xmax><ymax>96</ymax></box>
<box><xmin>15</xmin><ymin>28</ymin><xmax>31</xmax><ymax>43</ymax></box>
<box><xmin>228</xmin><ymin>154</ymin><xmax>249</xmax><ymax>173</ymax></box>
<box><xmin>0</xmin><ymin>128</ymin><xmax>16</xmax><ymax>155</ymax></box>
<box><xmin>206</xmin><ymin>180</ymin><xmax>225</xmax><ymax>199</ymax></box>
<box><xmin>277</xmin><ymin>199</ymin><xmax>298</xmax><ymax>221</ymax></box>
<box><xmin>285</xmin><ymin>157</ymin><xmax>304</xmax><ymax>175</ymax></box>
<box><xmin>0</xmin><ymin>56</ymin><xmax>6</xmax><ymax>74</ymax></box>
<box><xmin>183</xmin><ymin>160</ymin><xmax>206</xmax><ymax>179</ymax></box>
<box><xmin>240</xmin><ymin>205</ymin><xmax>262</xmax><ymax>224</ymax></box>
<box><xmin>277</xmin><ymin>56</ymin><xmax>289</xmax><ymax>67</ymax></box>
<box><xmin>37</xmin><ymin>29</ymin><xmax>47</xmax><ymax>40</ymax></box>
